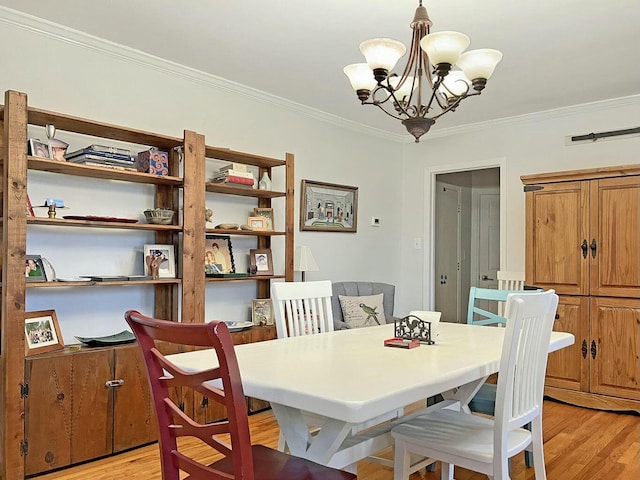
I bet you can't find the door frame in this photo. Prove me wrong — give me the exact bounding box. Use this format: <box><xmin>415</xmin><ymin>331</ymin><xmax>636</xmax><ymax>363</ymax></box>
<box><xmin>423</xmin><ymin>157</ymin><xmax>506</xmax><ymax>310</ymax></box>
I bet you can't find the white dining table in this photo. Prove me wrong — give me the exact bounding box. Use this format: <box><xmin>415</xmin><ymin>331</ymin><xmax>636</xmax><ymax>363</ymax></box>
<box><xmin>168</xmin><ymin>322</ymin><xmax>574</xmax><ymax>472</ymax></box>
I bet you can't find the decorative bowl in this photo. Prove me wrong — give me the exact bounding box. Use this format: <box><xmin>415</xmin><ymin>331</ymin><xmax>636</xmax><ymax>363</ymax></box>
<box><xmin>144</xmin><ymin>208</ymin><xmax>175</xmax><ymax>225</ymax></box>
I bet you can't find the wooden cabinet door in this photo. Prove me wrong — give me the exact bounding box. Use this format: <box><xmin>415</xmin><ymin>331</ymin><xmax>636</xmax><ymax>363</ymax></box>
<box><xmin>525</xmin><ymin>181</ymin><xmax>589</xmax><ymax>294</ymax></box>
<box><xmin>112</xmin><ymin>345</ymin><xmax>157</xmax><ymax>452</ymax></box>
<box><xmin>590</xmin><ymin>297</ymin><xmax>640</xmax><ymax>400</ymax></box>
<box><xmin>545</xmin><ymin>295</ymin><xmax>589</xmax><ymax>392</ymax></box>
<box><xmin>25</xmin><ymin>349</ymin><xmax>113</xmax><ymax>475</ymax></box>
<box><xmin>25</xmin><ymin>354</ymin><xmax>73</xmax><ymax>476</ymax></box>
<box><xmin>590</xmin><ymin>176</ymin><xmax>640</xmax><ymax>298</ymax></box>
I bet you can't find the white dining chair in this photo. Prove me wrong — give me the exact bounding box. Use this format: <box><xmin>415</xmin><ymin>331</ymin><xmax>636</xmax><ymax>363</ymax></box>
<box><xmin>272</xmin><ymin>280</ymin><xmax>334</xmax><ymax>339</ymax></box>
<box><xmin>497</xmin><ymin>271</ymin><xmax>526</xmax><ymax>316</ymax></box>
<box><xmin>391</xmin><ymin>290</ymin><xmax>559</xmax><ymax>480</ymax></box>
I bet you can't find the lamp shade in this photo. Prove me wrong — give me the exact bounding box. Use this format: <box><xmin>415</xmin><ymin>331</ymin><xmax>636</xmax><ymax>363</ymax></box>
<box><xmin>420</xmin><ymin>31</ymin><xmax>470</xmax><ymax>65</ymax></box>
<box><xmin>389</xmin><ymin>76</ymin><xmax>415</xmax><ymax>101</ymax></box>
<box><xmin>343</xmin><ymin>63</ymin><xmax>377</xmax><ymax>91</ymax></box>
<box><xmin>294</xmin><ymin>246</ymin><xmax>319</xmax><ymax>272</ymax></box>
<box><xmin>456</xmin><ymin>48</ymin><xmax>503</xmax><ymax>80</ymax></box>
<box><xmin>359</xmin><ymin>38</ymin><xmax>407</xmax><ymax>71</ymax></box>
<box><xmin>438</xmin><ymin>70</ymin><xmax>470</xmax><ymax>99</ymax></box>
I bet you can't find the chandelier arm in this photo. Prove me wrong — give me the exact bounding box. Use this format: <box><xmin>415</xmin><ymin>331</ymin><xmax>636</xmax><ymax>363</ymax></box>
<box><xmin>430</xmin><ymin>96</ymin><xmax>465</xmax><ymax>120</ymax></box>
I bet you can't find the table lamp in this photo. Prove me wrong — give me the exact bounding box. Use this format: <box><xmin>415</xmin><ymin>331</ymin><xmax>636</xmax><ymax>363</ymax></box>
<box><xmin>294</xmin><ymin>245</ymin><xmax>319</xmax><ymax>282</ymax></box>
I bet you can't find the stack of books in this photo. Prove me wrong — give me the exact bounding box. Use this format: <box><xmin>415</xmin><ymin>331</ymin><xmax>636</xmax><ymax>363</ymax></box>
<box><xmin>65</xmin><ymin>144</ymin><xmax>137</xmax><ymax>171</ymax></box>
<box><xmin>210</xmin><ymin>163</ymin><xmax>254</xmax><ymax>187</ymax></box>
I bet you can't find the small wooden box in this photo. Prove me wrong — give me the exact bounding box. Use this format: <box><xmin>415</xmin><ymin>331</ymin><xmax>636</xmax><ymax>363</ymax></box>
<box><xmin>136</xmin><ymin>147</ymin><xmax>168</xmax><ymax>175</ymax></box>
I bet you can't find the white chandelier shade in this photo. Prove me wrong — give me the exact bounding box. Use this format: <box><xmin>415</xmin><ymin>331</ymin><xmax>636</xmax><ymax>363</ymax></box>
<box><xmin>343</xmin><ymin>1</ymin><xmax>502</xmax><ymax>143</ymax></box>
<box><xmin>419</xmin><ymin>31</ymin><xmax>470</xmax><ymax>66</ymax></box>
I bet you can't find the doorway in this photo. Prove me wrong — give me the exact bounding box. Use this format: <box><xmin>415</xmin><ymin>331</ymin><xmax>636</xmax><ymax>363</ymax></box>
<box><xmin>433</xmin><ymin>167</ymin><xmax>500</xmax><ymax>323</ymax></box>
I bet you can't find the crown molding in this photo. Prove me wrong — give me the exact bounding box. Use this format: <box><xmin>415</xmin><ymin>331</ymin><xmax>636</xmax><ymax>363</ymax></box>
<box><xmin>0</xmin><ymin>6</ymin><xmax>406</xmax><ymax>144</ymax></box>
<box><xmin>424</xmin><ymin>95</ymin><xmax>640</xmax><ymax>140</ymax></box>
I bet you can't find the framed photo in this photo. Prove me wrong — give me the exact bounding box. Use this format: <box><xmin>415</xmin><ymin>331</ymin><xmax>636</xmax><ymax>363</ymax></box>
<box><xmin>247</xmin><ymin>216</ymin><xmax>267</xmax><ymax>231</ymax></box>
<box><xmin>254</xmin><ymin>207</ymin><xmax>274</xmax><ymax>230</ymax></box>
<box><xmin>25</xmin><ymin>255</ymin><xmax>47</xmax><ymax>282</ymax></box>
<box><xmin>26</xmin><ymin>194</ymin><xmax>35</xmax><ymax>217</ymax></box>
<box><xmin>48</xmin><ymin>138</ymin><xmax>69</xmax><ymax>161</ymax></box>
<box><xmin>24</xmin><ymin>310</ymin><xmax>64</xmax><ymax>356</ymax></box>
<box><xmin>205</xmin><ymin>235</ymin><xmax>236</xmax><ymax>275</ymax></box>
<box><xmin>28</xmin><ymin>139</ymin><xmax>50</xmax><ymax>159</ymax></box>
<box><xmin>143</xmin><ymin>244</ymin><xmax>176</xmax><ymax>279</ymax></box>
<box><xmin>250</xmin><ymin>248</ymin><xmax>273</xmax><ymax>276</ymax></box>
<box><xmin>251</xmin><ymin>299</ymin><xmax>274</xmax><ymax>326</ymax></box>
<box><xmin>300</xmin><ymin>180</ymin><xmax>358</xmax><ymax>232</ymax></box>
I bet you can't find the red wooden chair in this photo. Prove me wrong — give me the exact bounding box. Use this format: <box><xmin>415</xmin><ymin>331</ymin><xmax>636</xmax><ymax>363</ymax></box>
<box><xmin>125</xmin><ymin>310</ymin><xmax>356</xmax><ymax>480</ymax></box>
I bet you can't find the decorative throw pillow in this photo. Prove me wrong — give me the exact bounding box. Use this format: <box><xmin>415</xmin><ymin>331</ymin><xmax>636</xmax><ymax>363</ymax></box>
<box><xmin>339</xmin><ymin>293</ymin><xmax>386</xmax><ymax>328</ymax></box>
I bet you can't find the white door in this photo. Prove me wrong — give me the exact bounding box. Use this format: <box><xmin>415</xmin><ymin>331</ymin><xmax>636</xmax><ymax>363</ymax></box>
<box><xmin>477</xmin><ymin>192</ymin><xmax>500</xmax><ymax>289</ymax></box>
<box><xmin>434</xmin><ymin>183</ymin><xmax>461</xmax><ymax>323</ymax></box>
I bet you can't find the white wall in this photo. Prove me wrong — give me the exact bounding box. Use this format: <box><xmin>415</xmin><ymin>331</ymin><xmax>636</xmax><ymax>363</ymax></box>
<box><xmin>397</xmin><ymin>97</ymin><xmax>640</xmax><ymax>315</ymax></box>
<box><xmin>0</xmin><ymin>11</ymin><xmax>403</xmax><ymax>342</ymax></box>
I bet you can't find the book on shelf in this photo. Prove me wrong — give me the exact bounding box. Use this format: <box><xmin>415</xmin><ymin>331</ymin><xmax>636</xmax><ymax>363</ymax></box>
<box><xmin>81</xmin><ymin>161</ymin><xmax>137</xmax><ymax>171</ymax></box>
<box><xmin>210</xmin><ymin>169</ymin><xmax>253</xmax><ymax>180</ymax></box>
<box><xmin>219</xmin><ymin>163</ymin><xmax>247</xmax><ymax>173</ymax></box>
<box><xmin>85</xmin><ymin>144</ymin><xmax>132</xmax><ymax>156</ymax></box>
<box><xmin>211</xmin><ymin>177</ymin><xmax>254</xmax><ymax>186</ymax></box>
<box><xmin>67</xmin><ymin>154</ymin><xmax>137</xmax><ymax>168</ymax></box>
<box><xmin>65</xmin><ymin>148</ymin><xmax>135</xmax><ymax>162</ymax></box>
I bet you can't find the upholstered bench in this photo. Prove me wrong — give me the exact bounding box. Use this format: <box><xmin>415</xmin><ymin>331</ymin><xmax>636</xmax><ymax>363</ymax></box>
<box><xmin>331</xmin><ymin>281</ymin><xmax>398</xmax><ymax>330</ymax></box>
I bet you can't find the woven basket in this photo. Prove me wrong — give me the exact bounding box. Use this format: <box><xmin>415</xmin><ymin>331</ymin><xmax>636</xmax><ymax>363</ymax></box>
<box><xmin>144</xmin><ymin>209</ymin><xmax>174</xmax><ymax>225</ymax></box>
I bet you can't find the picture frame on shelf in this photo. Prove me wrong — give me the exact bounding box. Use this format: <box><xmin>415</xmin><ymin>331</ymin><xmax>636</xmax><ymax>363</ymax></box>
<box><xmin>249</xmin><ymin>248</ymin><xmax>273</xmax><ymax>276</ymax></box>
<box><xmin>251</xmin><ymin>299</ymin><xmax>274</xmax><ymax>326</ymax></box>
<box><xmin>205</xmin><ymin>234</ymin><xmax>236</xmax><ymax>275</ymax></box>
<box><xmin>28</xmin><ymin>139</ymin><xmax>50</xmax><ymax>159</ymax></box>
<box><xmin>25</xmin><ymin>255</ymin><xmax>47</xmax><ymax>282</ymax></box>
<box><xmin>300</xmin><ymin>179</ymin><xmax>358</xmax><ymax>232</ymax></box>
<box><xmin>143</xmin><ymin>244</ymin><xmax>176</xmax><ymax>279</ymax></box>
<box><xmin>253</xmin><ymin>207</ymin><xmax>274</xmax><ymax>230</ymax></box>
<box><xmin>24</xmin><ymin>310</ymin><xmax>64</xmax><ymax>356</ymax></box>
<box><xmin>48</xmin><ymin>138</ymin><xmax>69</xmax><ymax>161</ymax></box>
<box><xmin>247</xmin><ymin>216</ymin><xmax>267</xmax><ymax>231</ymax></box>
<box><xmin>26</xmin><ymin>194</ymin><xmax>35</xmax><ymax>217</ymax></box>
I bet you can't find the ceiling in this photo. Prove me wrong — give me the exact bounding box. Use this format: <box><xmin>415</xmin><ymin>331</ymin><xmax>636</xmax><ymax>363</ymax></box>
<box><xmin>2</xmin><ymin>0</ymin><xmax>639</xmax><ymax>137</ymax></box>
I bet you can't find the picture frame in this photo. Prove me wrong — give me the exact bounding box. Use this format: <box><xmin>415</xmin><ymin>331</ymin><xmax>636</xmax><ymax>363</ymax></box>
<box><xmin>251</xmin><ymin>298</ymin><xmax>274</xmax><ymax>326</ymax></box>
<box><xmin>24</xmin><ymin>310</ymin><xmax>64</xmax><ymax>356</ymax></box>
<box><xmin>253</xmin><ymin>207</ymin><xmax>274</xmax><ymax>230</ymax></box>
<box><xmin>143</xmin><ymin>244</ymin><xmax>176</xmax><ymax>279</ymax></box>
<box><xmin>48</xmin><ymin>138</ymin><xmax>69</xmax><ymax>161</ymax></box>
<box><xmin>28</xmin><ymin>139</ymin><xmax>50</xmax><ymax>159</ymax></box>
<box><xmin>300</xmin><ymin>180</ymin><xmax>358</xmax><ymax>232</ymax></box>
<box><xmin>26</xmin><ymin>193</ymin><xmax>35</xmax><ymax>217</ymax></box>
<box><xmin>247</xmin><ymin>216</ymin><xmax>267</xmax><ymax>231</ymax></box>
<box><xmin>250</xmin><ymin>248</ymin><xmax>273</xmax><ymax>276</ymax></box>
<box><xmin>25</xmin><ymin>255</ymin><xmax>47</xmax><ymax>282</ymax></box>
<box><xmin>205</xmin><ymin>234</ymin><xmax>236</xmax><ymax>275</ymax></box>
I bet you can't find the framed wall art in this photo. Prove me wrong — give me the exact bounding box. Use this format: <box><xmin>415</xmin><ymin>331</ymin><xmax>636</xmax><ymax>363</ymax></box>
<box><xmin>253</xmin><ymin>207</ymin><xmax>274</xmax><ymax>230</ymax></box>
<box><xmin>143</xmin><ymin>244</ymin><xmax>176</xmax><ymax>279</ymax></box>
<box><xmin>249</xmin><ymin>248</ymin><xmax>273</xmax><ymax>276</ymax></box>
<box><xmin>251</xmin><ymin>298</ymin><xmax>274</xmax><ymax>326</ymax></box>
<box><xmin>24</xmin><ymin>310</ymin><xmax>64</xmax><ymax>356</ymax></box>
<box><xmin>25</xmin><ymin>255</ymin><xmax>47</xmax><ymax>282</ymax></box>
<box><xmin>300</xmin><ymin>180</ymin><xmax>358</xmax><ymax>232</ymax></box>
<box><xmin>205</xmin><ymin>234</ymin><xmax>236</xmax><ymax>275</ymax></box>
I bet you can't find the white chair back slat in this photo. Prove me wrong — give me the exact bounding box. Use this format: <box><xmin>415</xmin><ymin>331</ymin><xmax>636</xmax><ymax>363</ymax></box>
<box><xmin>272</xmin><ymin>281</ymin><xmax>334</xmax><ymax>338</ymax></box>
<box><xmin>497</xmin><ymin>271</ymin><xmax>526</xmax><ymax>316</ymax></box>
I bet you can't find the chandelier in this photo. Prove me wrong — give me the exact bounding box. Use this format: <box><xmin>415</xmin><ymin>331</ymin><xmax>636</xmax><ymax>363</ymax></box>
<box><xmin>343</xmin><ymin>1</ymin><xmax>502</xmax><ymax>143</ymax></box>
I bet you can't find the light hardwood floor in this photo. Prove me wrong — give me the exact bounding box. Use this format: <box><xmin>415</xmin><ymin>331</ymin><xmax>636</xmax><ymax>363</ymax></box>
<box><xmin>37</xmin><ymin>399</ymin><xmax>639</xmax><ymax>480</ymax></box>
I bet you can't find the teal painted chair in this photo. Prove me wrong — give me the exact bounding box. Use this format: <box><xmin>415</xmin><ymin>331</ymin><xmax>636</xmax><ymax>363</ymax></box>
<box><xmin>467</xmin><ymin>286</ymin><xmax>541</xmax><ymax>468</ymax></box>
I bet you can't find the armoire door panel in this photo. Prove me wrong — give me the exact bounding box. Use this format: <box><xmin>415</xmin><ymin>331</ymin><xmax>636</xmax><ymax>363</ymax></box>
<box><xmin>525</xmin><ymin>181</ymin><xmax>589</xmax><ymax>294</ymax></box>
<box><xmin>590</xmin><ymin>297</ymin><xmax>640</xmax><ymax>400</ymax></box>
<box><xmin>590</xmin><ymin>176</ymin><xmax>640</xmax><ymax>297</ymax></box>
<box><xmin>545</xmin><ymin>296</ymin><xmax>589</xmax><ymax>391</ymax></box>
